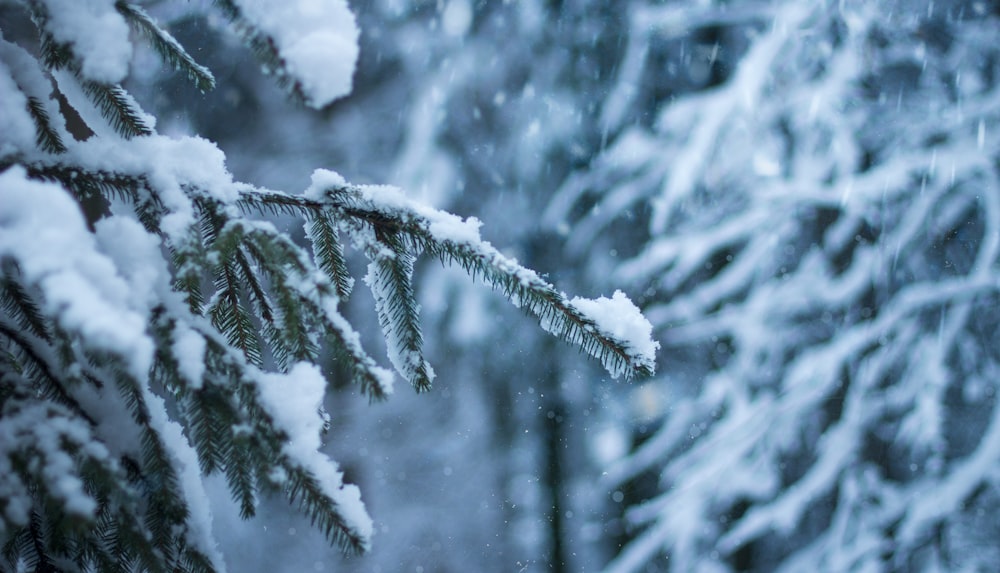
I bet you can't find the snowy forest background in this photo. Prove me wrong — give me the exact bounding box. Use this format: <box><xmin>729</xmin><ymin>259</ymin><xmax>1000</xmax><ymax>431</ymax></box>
<box><xmin>3</xmin><ymin>0</ymin><xmax>1000</xmax><ymax>571</ymax></box>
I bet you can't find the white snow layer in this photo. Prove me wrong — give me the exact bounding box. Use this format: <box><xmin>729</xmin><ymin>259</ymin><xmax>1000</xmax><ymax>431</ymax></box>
<box><xmin>143</xmin><ymin>387</ymin><xmax>228</xmax><ymax>572</ymax></box>
<box><xmin>570</xmin><ymin>290</ymin><xmax>659</xmax><ymax>373</ymax></box>
<box><xmin>0</xmin><ymin>63</ymin><xmax>36</xmax><ymax>158</ymax></box>
<box><xmin>70</xmin><ymin>134</ymin><xmax>239</xmax><ymax>244</ymax></box>
<box><xmin>0</xmin><ymin>35</ymin><xmax>58</xmax><ymax>104</ymax></box>
<box><xmin>255</xmin><ymin>363</ymin><xmax>374</xmax><ymax>546</ymax></box>
<box><xmin>232</xmin><ymin>0</ymin><xmax>359</xmax><ymax>107</ymax></box>
<box><xmin>308</xmin><ymin>168</ymin><xmax>485</xmax><ymax>245</ymax></box>
<box><xmin>38</xmin><ymin>0</ymin><xmax>132</xmax><ymax>83</ymax></box>
<box><xmin>0</xmin><ymin>167</ymin><xmax>155</xmax><ymax>379</ymax></box>
<box><xmin>172</xmin><ymin>325</ymin><xmax>207</xmax><ymax>389</ymax></box>
<box><xmin>306</xmin><ymin>167</ymin><xmax>348</xmax><ymax>193</ymax></box>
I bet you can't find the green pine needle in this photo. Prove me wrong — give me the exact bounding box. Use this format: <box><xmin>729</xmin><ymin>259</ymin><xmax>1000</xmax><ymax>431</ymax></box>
<box><xmin>308</xmin><ymin>214</ymin><xmax>354</xmax><ymax>300</ymax></box>
<box><xmin>209</xmin><ymin>262</ymin><xmax>264</xmax><ymax>367</ymax></box>
<box><xmin>116</xmin><ymin>1</ymin><xmax>216</xmax><ymax>92</ymax></box>
<box><xmin>80</xmin><ymin>80</ymin><xmax>153</xmax><ymax>139</ymax></box>
<box><xmin>34</xmin><ymin>22</ymin><xmax>154</xmax><ymax>140</ymax></box>
<box><xmin>368</xmin><ymin>232</ymin><xmax>433</xmax><ymax>392</ymax></box>
<box><xmin>282</xmin><ymin>464</ymin><xmax>369</xmax><ymax>553</ymax></box>
<box><xmin>26</xmin><ymin>97</ymin><xmax>67</xmax><ymax>154</ymax></box>
<box><xmin>0</xmin><ymin>270</ymin><xmax>52</xmax><ymax>343</ymax></box>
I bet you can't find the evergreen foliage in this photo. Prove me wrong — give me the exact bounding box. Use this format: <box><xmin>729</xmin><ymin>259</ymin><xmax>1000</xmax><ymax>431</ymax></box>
<box><xmin>0</xmin><ymin>2</ymin><xmax>655</xmax><ymax>572</ymax></box>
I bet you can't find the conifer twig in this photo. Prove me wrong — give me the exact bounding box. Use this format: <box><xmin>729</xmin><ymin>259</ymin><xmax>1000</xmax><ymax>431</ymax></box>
<box><xmin>239</xmin><ymin>186</ymin><xmax>656</xmax><ymax>379</ymax></box>
<box><xmin>116</xmin><ymin>1</ymin><xmax>216</xmax><ymax>92</ymax></box>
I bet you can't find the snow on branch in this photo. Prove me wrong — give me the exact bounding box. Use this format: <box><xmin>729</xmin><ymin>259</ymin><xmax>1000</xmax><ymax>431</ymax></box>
<box><xmin>0</xmin><ymin>167</ymin><xmax>155</xmax><ymax>379</ymax></box>
<box><xmin>33</xmin><ymin>0</ymin><xmax>133</xmax><ymax>84</ymax></box>
<box><xmin>238</xmin><ymin>171</ymin><xmax>660</xmax><ymax>380</ymax></box>
<box><xmin>213</xmin><ymin>0</ymin><xmax>359</xmax><ymax>108</ymax></box>
<box><xmin>365</xmin><ymin>231</ymin><xmax>436</xmax><ymax>391</ymax></box>
<box><xmin>254</xmin><ymin>363</ymin><xmax>373</xmax><ymax>551</ymax></box>
<box><xmin>313</xmin><ymin>174</ymin><xmax>658</xmax><ymax>380</ymax></box>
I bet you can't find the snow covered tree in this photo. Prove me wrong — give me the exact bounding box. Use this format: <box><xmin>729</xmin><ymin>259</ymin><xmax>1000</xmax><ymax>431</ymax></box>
<box><xmin>0</xmin><ymin>2</ymin><xmax>658</xmax><ymax>572</ymax></box>
<box><xmin>31</xmin><ymin>0</ymin><xmax>994</xmax><ymax>571</ymax></box>
<box><xmin>534</xmin><ymin>0</ymin><xmax>1000</xmax><ymax>570</ymax></box>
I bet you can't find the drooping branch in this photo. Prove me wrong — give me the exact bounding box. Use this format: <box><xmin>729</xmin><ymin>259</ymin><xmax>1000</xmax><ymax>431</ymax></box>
<box><xmin>240</xmin><ymin>185</ymin><xmax>657</xmax><ymax>380</ymax></box>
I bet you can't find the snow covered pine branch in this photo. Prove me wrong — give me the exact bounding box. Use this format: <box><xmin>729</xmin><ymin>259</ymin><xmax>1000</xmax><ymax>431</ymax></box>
<box><xmin>0</xmin><ymin>1</ymin><xmax>657</xmax><ymax>571</ymax></box>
